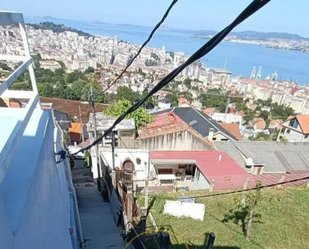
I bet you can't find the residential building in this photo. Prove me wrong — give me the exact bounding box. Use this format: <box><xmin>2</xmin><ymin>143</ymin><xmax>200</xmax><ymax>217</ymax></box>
<box><xmin>138</xmin><ymin>112</ymin><xmax>214</xmax><ymax>151</ymax></box>
<box><xmin>0</xmin><ymin>12</ymin><xmax>81</xmax><ymax>249</ymax></box>
<box><xmin>149</xmin><ymin>107</ymin><xmax>240</xmax><ymax>142</ymax></box>
<box><xmin>252</xmin><ymin>117</ymin><xmax>266</xmax><ymax>132</ymax></box>
<box><xmin>277</xmin><ymin>115</ymin><xmax>309</xmax><ymax>142</ymax></box>
<box><xmin>40</xmin><ymin>97</ymin><xmax>108</xmax><ymax>123</ymax></box>
<box><xmin>69</xmin><ymin>122</ymin><xmax>88</xmax><ymax>145</ymax></box>
<box><xmin>210</xmin><ymin>112</ymin><xmax>243</xmax><ymax>124</ymax></box>
<box><xmin>39</xmin><ymin>60</ymin><xmax>61</xmax><ymax>71</ymax></box>
<box><xmin>219</xmin><ymin>123</ymin><xmax>242</xmax><ymax>140</ymax></box>
<box><xmin>208</xmin><ymin>68</ymin><xmax>232</xmax><ymax>86</ymax></box>
<box><xmin>87</xmin><ymin>113</ymin><xmax>150</xmax><ymax>180</ymax></box>
<box><xmin>150</xmin><ymin>151</ymin><xmax>249</xmax><ymax>190</ymax></box>
<box><xmin>157</xmin><ymin>98</ymin><xmax>171</xmax><ymax>110</ymax></box>
<box><xmin>214</xmin><ymin>141</ymin><xmax>309</xmax><ymax>174</ymax></box>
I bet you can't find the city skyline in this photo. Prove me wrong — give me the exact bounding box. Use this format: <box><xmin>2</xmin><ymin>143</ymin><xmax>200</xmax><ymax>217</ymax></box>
<box><xmin>2</xmin><ymin>0</ymin><xmax>309</xmax><ymax>37</ymax></box>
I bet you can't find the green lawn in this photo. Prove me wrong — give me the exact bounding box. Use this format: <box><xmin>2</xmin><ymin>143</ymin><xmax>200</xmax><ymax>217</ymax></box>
<box><xmin>142</xmin><ymin>187</ymin><xmax>309</xmax><ymax>249</ymax></box>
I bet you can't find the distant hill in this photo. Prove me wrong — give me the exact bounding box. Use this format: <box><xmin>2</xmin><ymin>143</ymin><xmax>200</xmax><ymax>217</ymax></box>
<box><xmin>24</xmin><ymin>15</ymin><xmax>308</xmax><ymax>41</ymax></box>
<box><xmin>194</xmin><ymin>30</ymin><xmax>309</xmax><ymax>41</ymax></box>
<box><xmin>27</xmin><ymin>21</ymin><xmax>92</xmax><ymax>37</ymax></box>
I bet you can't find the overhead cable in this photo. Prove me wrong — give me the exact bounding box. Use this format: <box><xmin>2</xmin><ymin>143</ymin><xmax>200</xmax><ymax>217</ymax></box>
<box><xmin>102</xmin><ymin>0</ymin><xmax>179</xmax><ymax>93</ymax></box>
<box><xmin>157</xmin><ymin>175</ymin><xmax>309</xmax><ymax>200</ymax></box>
<box><xmin>71</xmin><ymin>0</ymin><xmax>271</xmax><ymax>156</ymax></box>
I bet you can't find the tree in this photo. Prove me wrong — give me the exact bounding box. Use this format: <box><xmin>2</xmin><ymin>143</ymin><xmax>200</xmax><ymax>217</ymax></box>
<box><xmin>150</xmin><ymin>53</ymin><xmax>160</xmax><ymax>61</ymax></box>
<box><xmin>55</xmin><ymin>68</ymin><xmax>65</xmax><ymax>76</ymax></box>
<box><xmin>9</xmin><ymin>82</ymin><xmax>31</xmax><ymax>90</ymax></box>
<box><xmin>166</xmin><ymin>93</ymin><xmax>178</xmax><ymax>107</ymax></box>
<box><xmin>67</xmin><ymin>80</ymin><xmax>87</xmax><ymax>100</ymax></box>
<box><xmin>141</xmin><ymin>88</ymin><xmax>155</xmax><ymax>109</ymax></box>
<box><xmin>53</xmin><ymin>80</ymin><xmax>67</xmax><ymax>99</ymax></box>
<box><xmin>223</xmin><ymin>182</ymin><xmax>262</xmax><ymax>242</ymax></box>
<box><xmin>249</xmin><ymin>132</ymin><xmax>270</xmax><ymax>141</ymax></box>
<box><xmin>0</xmin><ymin>62</ymin><xmax>12</xmax><ymax>71</ymax></box>
<box><xmin>85</xmin><ymin>66</ymin><xmax>95</xmax><ymax>74</ymax></box>
<box><xmin>243</xmin><ymin>110</ymin><xmax>255</xmax><ymax>124</ymax></box>
<box><xmin>67</xmin><ymin>70</ymin><xmax>85</xmax><ymax>83</ymax></box>
<box><xmin>259</xmin><ymin>110</ymin><xmax>269</xmax><ymax>122</ymax></box>
<box><xmin>116</xmin><ymin>86</ymin><xmax>140</xmax><ymax>104</ymax></box>
<box><xmin>104</xmin><ymin>100</ymin><xmax>153</xmax><ymax>128</ymax></box>
<box><xmin>145</xmin><ymin>59</ymin><xmax>159</xmax><ymax>67</ymax></box>
<box><xmin>40</xmin><ymin>83</ymin><xmax>54</xmax><ymax>98</ymax></box>
<box><xmin>81</xmin><ymin>83</ymin><xmax>103</xmax><ymax>103</ymax></box>
<box><xmin>183</xmin><ymin>78</ymin><xmax>192</xmax><ymax>88</ymax></box>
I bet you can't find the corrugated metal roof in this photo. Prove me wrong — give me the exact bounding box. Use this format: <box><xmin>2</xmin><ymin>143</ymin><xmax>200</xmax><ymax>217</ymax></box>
<box><xmin>214</xmin><ymin>141</ymin><xmax>309</xmax><ymax>173</ymax></box>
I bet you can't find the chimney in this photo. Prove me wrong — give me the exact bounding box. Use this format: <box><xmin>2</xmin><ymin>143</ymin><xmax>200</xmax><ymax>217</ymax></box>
<box><xmin>218</xmin><ymin>154</ymin><xmax>222</xmax><ymax>161</ymax></box>
<box><xmin>208</xmin><ymin>128</ymin><xmax>214</xmax><ymax>141</ymax></box>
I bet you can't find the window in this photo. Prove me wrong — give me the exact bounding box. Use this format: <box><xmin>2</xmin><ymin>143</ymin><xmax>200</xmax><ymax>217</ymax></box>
<box><xmin>281</xmin><ymin>128</ymin><xmax>286</xmax><ymax>134</ymax></box>
<box><xmin>305</xmin><ymin>134</ymin><xmax>309</xmax><ymax>139</ymax></box>
<box><xmin>189</xmin><ymin>120</ymin><xmax>197</xmax><ymax>126</ymax></box>
<box><xmin>289</xmin><ymin>119</ymin><xmax>299</xmax><ymax>129</ymax></box>
<box><xmin>196</xmin><ymin>169</ymin><xmax>200</xmax><ymax>181</ymax></box>
<box><xmin>287</xmin><ymin>129</ymin><xmax>290</xmax><ymax>134</ymax></box>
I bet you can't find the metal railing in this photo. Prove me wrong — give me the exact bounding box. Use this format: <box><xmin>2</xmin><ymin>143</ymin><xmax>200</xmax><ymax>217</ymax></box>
<box><xmin>0</xmin><ymin>11</ymin><xmax>41</xmax><ymax>184</ymax></box>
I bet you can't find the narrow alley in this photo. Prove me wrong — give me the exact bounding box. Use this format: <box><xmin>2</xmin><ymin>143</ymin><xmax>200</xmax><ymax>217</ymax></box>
<box><xmin>72</xmin><ymin>162</ymin><xmax>124</xmax><ymax>249</ymax></box>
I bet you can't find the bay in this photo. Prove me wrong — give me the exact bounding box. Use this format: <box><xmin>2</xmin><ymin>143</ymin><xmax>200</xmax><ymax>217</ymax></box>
<box><xmin>30</xmin><ymin>18</ymin><xmax>309</xmax><ymax>85</ymax></box>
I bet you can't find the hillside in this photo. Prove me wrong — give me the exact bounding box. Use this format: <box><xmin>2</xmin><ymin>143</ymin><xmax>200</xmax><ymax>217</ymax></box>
<box><xmin>142</xmin><ymin>187</ymin><xmax>309</xmax><ymax>248</ymax></box>
<box><xmin>193</xmin><ymin>30</ymin><xmax>309</xmax><ymax>41</ymax></box>
<box><xmin>27</xmin><ymin>21</ymin><xmax>92</xmax><ymax>37</ymax></box>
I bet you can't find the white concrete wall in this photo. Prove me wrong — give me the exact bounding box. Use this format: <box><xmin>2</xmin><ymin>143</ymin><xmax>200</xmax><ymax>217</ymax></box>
<box><xmin>279</xmin><ymin>128</ymin><xmax>309</xmax><ymax>142</ymax></box>
<box><xmin>0</xmin><ymin>110</ymin><xmax>73</xmax><ymax>249</ymax></box>
<box><xmin>100</xmin><ymin>149</ymin><xmax>152</xmax><ymax>179</ymax></box>
<box><xmin>140</xmin><ymin>130</ymin><xmax>212</xmax><ymax>151</ymax></box>
<box><xmin>193</xmin><ymin>169</ymin><xmax>210</xmax><ymax>190</ymax></box>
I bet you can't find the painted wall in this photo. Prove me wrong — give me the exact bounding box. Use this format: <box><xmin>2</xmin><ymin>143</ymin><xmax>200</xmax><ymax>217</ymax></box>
<box><xmin>100</xmin><ymin>148</ymin><xmax>152</xmax><ymax>180</ymax></box>
<box><xmin>193</xmin><ymin>169</ymin><xmax>210</xmax><ymax>190</ymax></box>
<box><xmin>140</xmin><ymin>130</ymin><xmax>212</xmax><ymax>151</ymax></box>
<box><xmin>278</xmin><ymin>125</ymin><xmax>309</xmax><ymax>142</ymax></box>
<box><xmin>0</xmin><ymin>110</ymin><xmax>73</xmax><ymax>249</ymax></box>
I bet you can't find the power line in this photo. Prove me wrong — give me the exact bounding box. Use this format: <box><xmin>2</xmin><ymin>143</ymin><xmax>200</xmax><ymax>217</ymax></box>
<box><xmin>70</xmin><ymin>0</ymin><xmax>271</xmax><ymax>157</ymax></box>
<box><xmin>102</xmin><ymin>0</ymin><xmax>179</xmax><ymax>94</ymax></box>
<box><xmin>152</xmin><ymin>175</ymin><xmax>309</xmax><ymax>200</ymax></box>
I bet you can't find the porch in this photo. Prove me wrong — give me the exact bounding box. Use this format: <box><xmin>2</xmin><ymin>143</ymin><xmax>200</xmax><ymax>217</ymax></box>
<box><xmin>150</xmin><ymin>159</ymin><xmax>197</xmax><ymax>190</ymax></box>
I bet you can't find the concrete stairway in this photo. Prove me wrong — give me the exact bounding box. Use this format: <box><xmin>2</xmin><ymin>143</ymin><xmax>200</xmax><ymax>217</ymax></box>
<box><xmin>72</xmin><ymin>166</ymin><xmax>124</xmax><ymax>249</ymax></box>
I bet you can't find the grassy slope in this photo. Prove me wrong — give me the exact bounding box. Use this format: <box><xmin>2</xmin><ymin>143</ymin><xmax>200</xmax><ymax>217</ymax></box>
<box><xmin>144</xmin><ymin>187</ymin><xmax>309</xmax><ymax>249</ymax></box>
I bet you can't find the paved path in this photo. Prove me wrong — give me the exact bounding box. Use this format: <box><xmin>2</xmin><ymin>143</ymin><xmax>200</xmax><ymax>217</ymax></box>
<box><xmin>72</xmin><ymin>167</ymin><xmax>124</xmax><ymax>249</ymax></box>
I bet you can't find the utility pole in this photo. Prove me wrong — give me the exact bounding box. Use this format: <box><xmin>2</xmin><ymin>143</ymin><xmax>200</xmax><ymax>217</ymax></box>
<box><xmin>224</xmin><ymin>95</ymin><xmax>231</xmax><ymax>123</ymax></box>
<box><xmin>111</xmin><ymin>131</ymin><xmax>115</xmax><ymax>170</ymax></box>
<box><xmin>78</xmin><ymin>106</ymin><xmax>85</xmax><ymax>143</ymax></box>
<box><xmin>88</xmin><ymin>86</ymin><xmax>101</xmax><ymax>187</ymax></box>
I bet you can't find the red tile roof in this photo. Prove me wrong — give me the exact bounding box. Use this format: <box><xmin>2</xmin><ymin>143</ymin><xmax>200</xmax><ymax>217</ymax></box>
<box><xmin>139</xmin><ymin>113</ymin><xmax>215</xmax><ymax>149</ymax></box>
<box><xmin>178</xmin><ymin>97</ymin><xmax>190</xmax><ymax>105</ymax></box>
<box><xmin>150</xmin><ymin>151</ymin><xmax>248</xmax><ymax>190</ymax></box>
<box><xmin>203</xmin><ymin>107</ymin><xmax>215</xmax><ymax>115</ymax></box>
<box><xmin>252</xmin><ymin>171</ymin><xmax>309</xmax><ymax>188</ymax></box>
<box><xmin>296</xmin><ymin>115</ymin><xmax>309</xmax><ymax>134</ymax></box>
<box><xmin>219</xmin><ymin>123</ymin><xmax>242</xmax><ymax>140</ymax></box>
<box><xmin>40</xmin><ymin>97</ymin><xmax>109</xmax><ymax>123</ymax></box>
<box><xmin>253</xmin><ymin>117</ymin><xmax>266</xmax><ymax>130</ymax></box>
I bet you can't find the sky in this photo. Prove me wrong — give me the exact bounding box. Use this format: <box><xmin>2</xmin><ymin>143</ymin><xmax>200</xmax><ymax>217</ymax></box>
<box><xmin>2</xmin><ymin>0</ymin><xmax>309</xmax><ymax>37</ymax></box>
